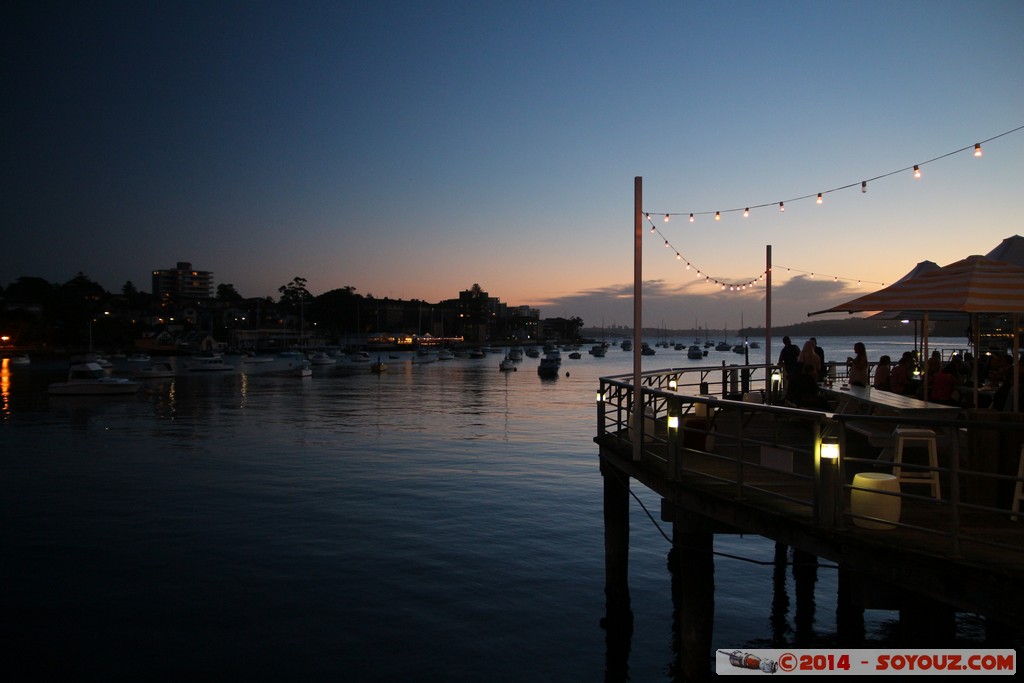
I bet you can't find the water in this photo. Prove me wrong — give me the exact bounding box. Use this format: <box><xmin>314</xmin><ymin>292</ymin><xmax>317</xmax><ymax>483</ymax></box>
<box><xmin>0</xmin><ymin>337</ymin><xmax>978</xmax><ymax>680</ymax></box>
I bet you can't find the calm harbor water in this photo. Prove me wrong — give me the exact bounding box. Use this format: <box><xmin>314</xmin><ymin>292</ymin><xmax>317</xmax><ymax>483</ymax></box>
<box><xmin>1</xmin><ymin>336</ymin><xmax>980</xmax><ymax>680</ymax></box>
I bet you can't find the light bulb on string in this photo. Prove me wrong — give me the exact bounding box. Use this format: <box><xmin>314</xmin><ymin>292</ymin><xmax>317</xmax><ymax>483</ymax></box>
<box><xmin>816</xmin><ymin>193</ymin><xmax>823</xmax><ymax>204</ymax></box>
<box><xmin>743</xmin><ymin>207</ymin><xmax>749</xmax><ymax>217</ymax></box>
<box><xmin>715</xmin><ymin>211</ymin><xmax>721</xmax><ymax>221</ymax></box>
<box><xmin>664</xmin><ymin>214</ymin><xmax>669</xmax><ymax>222</ymax></box>
<box><xmin>861</xmin><ymin>181</ymin><xmax>867</xmax><ymax>193</ymax></box>
<box><xmin>974</xmin><ymin>143</ymin><xmax>982</xmax><ymax>157</ymax></box>
<box><xmin>689</xmin><ymin>213</ymin><xmax>694</xmax><ymax>223</ymax></box>
<box><xmin>779</xmin><ymin>202</ymin><xmax>785</xmax><ymax>212</ymax></box>
<box><xmin>913</xmin><ymin>165</ymin><xmax>921</xmax><ymax>179</ymax></box>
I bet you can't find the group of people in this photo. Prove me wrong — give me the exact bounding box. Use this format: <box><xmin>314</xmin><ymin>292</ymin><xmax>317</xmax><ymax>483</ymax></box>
<box><xmin>777</xmin><ymin>336</ymin><xmax>829</xmax><ymax>409</ymax></box>
<box><xmin>777</xmin><ymin>338</ymin><xmax>976</xmax><ymax>409</ymax></box>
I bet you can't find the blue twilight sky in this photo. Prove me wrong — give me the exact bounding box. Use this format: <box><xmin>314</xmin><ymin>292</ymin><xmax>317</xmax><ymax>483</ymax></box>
<box><xmin>3</xmin><ymin>0</ymin><xmax>1023</xmax><ymax>327</ymax></box>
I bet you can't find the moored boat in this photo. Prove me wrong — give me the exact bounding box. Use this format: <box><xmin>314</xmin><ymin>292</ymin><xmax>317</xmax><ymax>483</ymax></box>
<box><xmin>188</xmin><ymin>355</ymin><xmax>235</xmax><ymax>371</ymax></box>
<box><xmin>49</xmin><ymin>362</ymin><xmax>141</xmax><ymax>395</ymax></box>
<box><xmin>133</xmin><ymin>362</ymin><xmax>175</xmax><ymax>379</ymax></box>
<box><xmin>537</xmin><ymin>349</ymin><xmax>562</xmax><ymax>378</ymax></box>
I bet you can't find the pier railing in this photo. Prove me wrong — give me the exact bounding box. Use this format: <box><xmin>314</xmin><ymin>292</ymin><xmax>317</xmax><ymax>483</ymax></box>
<box><xmin>597</xmin><ymin>365</ymin><xmax>1024</xmax><ymax>563</ymax></box>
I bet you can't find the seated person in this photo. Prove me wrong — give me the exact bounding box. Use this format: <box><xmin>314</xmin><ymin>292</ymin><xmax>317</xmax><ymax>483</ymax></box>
<box><xmin>873</xmin><ymin>355</ymin><xmax>891</xmax><ymax>390</ymax></box>
<box><xmin>888</xmin><ymin>352</ymin><xmax>915</xmax><ymax>395</ymax></box>
<box><xmin>928</xmin><ymin>362</ymin><xmax>961</xmax><ymax>405</ymax></box>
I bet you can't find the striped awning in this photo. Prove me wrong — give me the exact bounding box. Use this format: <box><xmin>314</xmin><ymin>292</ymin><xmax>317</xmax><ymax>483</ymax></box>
<box><xmin>810</xmin><ymin>255</ymin><xmax>1024</xmax><ymax>315</ymax></box>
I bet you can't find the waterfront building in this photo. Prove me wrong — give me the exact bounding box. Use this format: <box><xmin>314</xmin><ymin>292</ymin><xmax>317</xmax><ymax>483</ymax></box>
<box><xmin>152</xmin><ymin>261</ymin><xmax>214</xmax><ymax>300</ymax></box>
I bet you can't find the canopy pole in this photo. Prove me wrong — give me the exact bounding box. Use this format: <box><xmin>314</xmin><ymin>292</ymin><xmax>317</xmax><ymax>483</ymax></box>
<box><xmin>1014</xmin><ymin>313</ymin><xmax>1020</xmax><ymax>413</ymax></box>
<box><xmin>922</xmin><ymin>312</ymin><xmax>930</xmax><ymax>402</ymax></box>
<box><xmin>632</xmin><ymin>177</ymin><xmax>643</xmax><ymax>460</ymax></box>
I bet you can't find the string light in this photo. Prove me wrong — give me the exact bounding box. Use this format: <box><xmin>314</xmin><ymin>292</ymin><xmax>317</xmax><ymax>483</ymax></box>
<box><xmin>643</xmin><ymin>125</ymin><xmax>1021</xmax><ymax>221</ymax></box>
<box><xmin>640</xmin><ymin>125</ymin><xmax>1023</xmax><ymax>292</ymax></box>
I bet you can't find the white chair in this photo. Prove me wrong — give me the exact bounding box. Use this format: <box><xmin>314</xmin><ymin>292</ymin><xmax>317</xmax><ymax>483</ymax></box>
<box><xmin>892</xmin><ymin>427</ymin><xmax>941</xmax><ymax>500</ymax></box>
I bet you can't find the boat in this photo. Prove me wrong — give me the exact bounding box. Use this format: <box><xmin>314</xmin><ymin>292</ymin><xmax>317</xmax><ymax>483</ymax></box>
<box><xmin>242</xmin><ymin>353</ymin><xmax>274</xmax><ymax>364</ymax></box>
<box><xmin>687</xmin><ymin>345</ymin><xmax>704</xmax><ymax>360</ymax></box>
<box><xmin>524</xmin><ymin>347</ymin><xmax>540</xmax><ymax>358</ymax></box>
<box><xmin>437</xmin><ymin>348</ymin><xmax>455</xmax><ymax>361</ymax></box>
<box><xmin>537</xmin><ymin>349</ymin><xmax>562</xmax><ymax>378</ymax></box>
<box><xmin>589</xmin><ymin>344</ymin><xmax>606</xmax><ymax>357</ymax></box>
<box><xmin>127</xmin><ymin>353</ymin><xmax>151</xmax><ymax>363</ymax></box>
<box><xmin>507</xmin><ymin>347</ymin><xmax>524</xmax><ymax>361</ymax></box>
<box><xmin>749</xmin><ymin>341</ymin><xmax>761</xmax><ymax>349</ymax></box>
<box><xmin>413</xmin><ymin>349</ymin><xmax>438</xmax><ymax>364</ymax></box>
<box><xmin>371</xmin><ymin>356</ymin><xmax>388</xmax><ymax>373</ymax></box>
<box><xmin>309</xmin><ymin>351</ymin><xmax>337</xmax><ymax>365</ymax></box>
<box><xmin>297</xmin><ymin>360</ymin><xmax>312</xmax><ymax>377</ymax></box>
<box><xmin>187</xmin><ymin>355</ymin><xmax>235</xmax><ymax>371</ymax></box>
<box><xmin>641</xmin><ymin>343</ymin><xmax>656</xmax><ymax>356</ymax></box>
<box><xmin>468</xmin><ymin>348</ymin><xmax>486</xmax><ymax>359</ymax></box>
<box><xmin>620</xmin><ymin>340</ymin><xmax>632</xmax><ymax>352</ymax></box>
<box><xmin>732</xmin><ymin>344</ymin><xmax>747</xmax><ymax>354</ymax></box>
<box><xmin>8</xmin><ymin>354</ymin><xmax>31</xmax><ymax>365</ymax></box>
<box><xmin>348</xmin><ymin>351</ymin><xmax>371</xmax><ymax>363</ymax></box>
<box><xmin>133</xmin><ymin>362</ymin><xmax>175</xmax><ymax>379</ymax></box>
<box><xmin>499</xmin><ymin>356</ymin><xmax>516</xmax><ymax>371</ymax></box>
<box><xmin>94</xmin><ymin>356</ymin><xmax>113</xmax><ymax>369</ymax></box>
<box><xmin>568</xmin><ymin>351</ymin><xmax>581</xmax><ymax>359</ymax></box>
<box><xmin>49</xmin><ymin>362</ymin><xmax>141</xmax><ymax>395</ymax></box>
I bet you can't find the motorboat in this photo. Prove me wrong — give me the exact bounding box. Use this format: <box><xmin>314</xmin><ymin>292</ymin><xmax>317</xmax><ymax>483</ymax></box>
<box><xmin>524</xmin><ymin>347</ymin><xmax>540</xmax><ymax>358</ymax></box>
<box><xmin>687</xmin><ymin>345</ymin><xmax>704</xmax><ymax>359</ymax></box>
<box><xmin>187</xmin><ymin>355</ymin><xmax>235</xmax><ymax>371</ymax></box>
<box><xmin>49</xmin><ymin>362</ymin><xmax>141</xmax><ymax>395</ymax></box>
<box><xmin>537</xmin><ymin>349</ymin><xmax>561</xmax><ymax>378</ymax></box>
<box><xmin>242</xmin><ymin>353</ymin><xmax>274</xmax><ymax>364</ymax></box>
<box><xmin>588</xmin><ymin>344</ymin><xmax>606</xmax><ymax>357</ymax></box>
<box><xmin>568</xmin><ymin>351</ymin><xmax>581</xmax><ymax>359</ymax></box>
<box><xmin>507</xmin><ymin>347</ymin><xmax>524</xmax><ymax>361</ymax></box>
<box><xmin>715</xmin><ymin>341</ymin><xmax>732</xmax><ymax>352</ymax></box>
<box><xmin>133</xmin><ymin>362</ymin><xmax>175</xmax><ymax>379</ymax></box>
<box><xmin>309</xmin><ymin>351</ymin><xmax>337</xmax><ymax>365</ymax></box>
<box><xmin>127</xmin><ymin>353</ymin><xmax>151</xmax><ymax>363</ymax></box>
<box><xmin>297</xmin><ymin>360</ymin><xmax>312</xmax><ymax>377</ymax></box>
<box><xmin>620</xmin><ymin>340</ymin><xmax>632</xmax><ymax>352</ymax></box>
<box><xmin>437</xmin><ymin>348</ymin><xmax>455</xmax><ymax>361</ymax></box>
<box><xmin>348</xmin><ymin>351</ymin><xmax>371</xmax><ymax>363</ymax></box>
<box><xmin>8</xmin><ymin>354</ymin><xmax>31</xmax><ymax>365</ymax></box>
<box><xmin>499</xmin><ymin>356</ymin><xmax>517</xmax><ymax>371</ymax></box>
<box><xmin>468</xmin><ymin>349</ymin><xmax>486</xmax><ymax>359</ymax></box>
<box><xmin>641</xmin><ymin>343</ymin><xmax>656</xmax><ymax>356</ymax></box>
<box><xmin>371</xmin><ymin>357</ymin><xmax>388</xmax><ymax>373</ymax></box>
<box><xmin>413</xmin><ymin>350</ymin><xmax>438</xmax><ymax>364</ymax></box>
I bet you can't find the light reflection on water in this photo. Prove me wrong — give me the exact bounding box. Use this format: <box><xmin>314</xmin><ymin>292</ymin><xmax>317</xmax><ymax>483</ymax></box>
<box><xmin>0</xmin><ymin>338</ymin><xmax>978</xmax><ymax>679</ymax></box>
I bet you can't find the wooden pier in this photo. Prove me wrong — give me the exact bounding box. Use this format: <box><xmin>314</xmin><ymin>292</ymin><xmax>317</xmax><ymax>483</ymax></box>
<box><xmin>596</xmin><ymin>364</ymin><xmax>1024</xmax><ymax>675</ymax></box>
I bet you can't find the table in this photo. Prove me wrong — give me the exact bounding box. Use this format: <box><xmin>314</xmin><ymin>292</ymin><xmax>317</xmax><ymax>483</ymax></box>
<box><xmin>820</xmin><ymin>384</ymin><xmax>962</xmax><ymax>417</ymax></box>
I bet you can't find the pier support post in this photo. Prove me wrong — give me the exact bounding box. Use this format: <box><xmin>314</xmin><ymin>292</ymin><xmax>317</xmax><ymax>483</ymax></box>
<box><xmin>836</xmin><ymin>568</ymin><xmax>866</xmax><ymax>646</ymax></box>
<box><xmin>670</xmin><ymin>525</ymin><xmax>714</xmax><ymax>681</ymax></box>
<box><xmin>792</xmin><ymin>548</ymin><xmax>818</xmax><ymax>642</ymax></box>
<box><xmin>601</xmin><ymin>460</ymin><xmax>633</xmax><ymax>634</ymax></box>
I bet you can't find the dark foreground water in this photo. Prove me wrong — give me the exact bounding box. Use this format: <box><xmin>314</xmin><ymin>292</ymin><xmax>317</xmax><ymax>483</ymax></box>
<box><xmin>1</xmin><ymin>337</ymin><xmax>984</xmax><ymax>680</ymax></box>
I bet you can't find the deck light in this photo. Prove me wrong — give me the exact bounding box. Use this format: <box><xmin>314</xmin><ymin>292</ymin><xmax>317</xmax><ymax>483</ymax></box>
<box><xmin>974</xmin><ymin>143</ymin><xmax>982</xmax><ymax>157</ymax></box>
<box><xmin>667</xmin><ymin>415</ymin><xmax>679</xmax><ymax>430</ymax></box>
<box><xmin>668</xmin><ymin>378</ymin><xmax>677</xmax><ymax>391</ymax></box>
<box><xmin>821</xmin><ymin>441</ymin><xmax>839</xmax><ymax>460</ymax></box>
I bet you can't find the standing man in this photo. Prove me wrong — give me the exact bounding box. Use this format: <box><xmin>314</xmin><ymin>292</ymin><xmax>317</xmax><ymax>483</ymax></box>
<box><xmin>810</xmin><ymin>337</ymin><xmax>827</xmax><ymax>382</ymax></box>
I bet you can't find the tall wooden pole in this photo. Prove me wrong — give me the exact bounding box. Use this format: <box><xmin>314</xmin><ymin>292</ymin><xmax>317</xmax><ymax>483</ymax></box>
<box><xmin>633</xmin><ymin>177</ymin><xmax>643</xmax><ymax>460</ymax></box>
<box><xmin>766</xmin><ymin>244</ymin><xmax>772</xmax><ymax>392</ymax></box>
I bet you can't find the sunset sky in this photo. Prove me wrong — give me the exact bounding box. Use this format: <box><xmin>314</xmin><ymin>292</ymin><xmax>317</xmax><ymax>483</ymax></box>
<box><xmin>3</xmin><ymin>1</ymin><xmax>1023</xmax><ymax>327</ymax></box>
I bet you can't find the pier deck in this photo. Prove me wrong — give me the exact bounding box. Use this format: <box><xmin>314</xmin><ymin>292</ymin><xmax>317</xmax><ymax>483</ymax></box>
<box><xmin>596</xmin><ymin>366</ymin><xmax>1024</xmax><ymax>632</ymax></box>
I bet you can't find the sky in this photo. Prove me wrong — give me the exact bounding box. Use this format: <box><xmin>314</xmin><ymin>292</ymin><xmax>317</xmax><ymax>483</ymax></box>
<box><xmin>3</xmin><ymin>0</ymin><xmax>1023</xmax><ymax>328</ymax></box>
